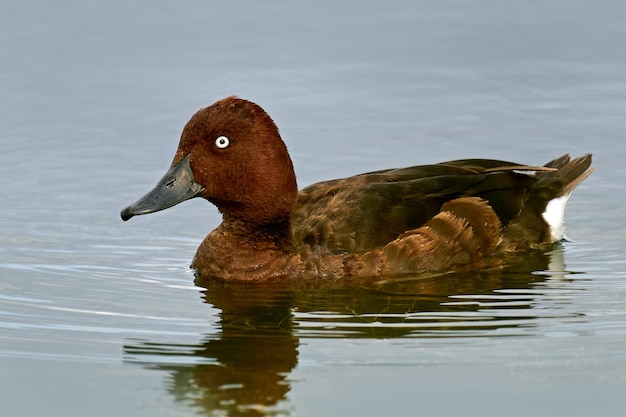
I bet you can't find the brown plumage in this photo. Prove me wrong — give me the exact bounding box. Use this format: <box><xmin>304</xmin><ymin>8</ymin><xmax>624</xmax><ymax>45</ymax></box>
<box><xmin>121</xmin><ymin>97</ymin><xmax>593</xmax><ymax>282</ymax></box>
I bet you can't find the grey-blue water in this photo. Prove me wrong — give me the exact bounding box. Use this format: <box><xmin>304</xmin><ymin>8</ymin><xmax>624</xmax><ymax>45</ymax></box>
<box><xmin>2</xmin><ymin>1</ymin><xmax>626</xmax><ymax>416</ymax></box>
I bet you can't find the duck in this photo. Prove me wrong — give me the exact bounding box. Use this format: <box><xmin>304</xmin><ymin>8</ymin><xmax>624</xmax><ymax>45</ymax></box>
<box><xmin>121</xmin><ymin>96</ymin><xmax>593</xmax><ymax>282</ymax></box>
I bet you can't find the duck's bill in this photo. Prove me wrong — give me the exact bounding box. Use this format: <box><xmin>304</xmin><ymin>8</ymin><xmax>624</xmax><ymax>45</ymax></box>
<box><xmin>120</xmin><ymin>154</ymin><xmax>205</xmax><ymax>221</ymax></box>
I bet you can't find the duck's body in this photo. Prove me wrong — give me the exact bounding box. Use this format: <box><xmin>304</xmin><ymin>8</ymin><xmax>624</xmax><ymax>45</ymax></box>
<box><xmin>121</xmin><ymin>97</ymin><xmax>593</xmax><ymax>282</ymax></box>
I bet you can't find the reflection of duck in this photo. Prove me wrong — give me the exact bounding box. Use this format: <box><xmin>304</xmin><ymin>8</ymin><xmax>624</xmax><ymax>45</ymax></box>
<box><xmin>124</xmin><ymin>248</ymin><xmax>576</xmax><ymax>415</ymax></box>
<box><xmin>121</xmin><ymin>97</ymin><xmax>592</xmax><ymax>281</ymax></box>
<box><xmin>125</xmin><ymin>287</ymin><xmax>298</xmax><ymax>415</ymax></box>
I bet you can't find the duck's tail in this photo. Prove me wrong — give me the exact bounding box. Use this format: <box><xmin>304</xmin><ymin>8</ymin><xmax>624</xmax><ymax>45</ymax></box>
<box><xmin>502</xmin><ymin>153</ymin><xmax>593</xmax><ymax>251</ymax></box>
<box><xmin>341</xmin><ymin>154</ymin><xmax>593</xmax><ymax>277</ymax></box>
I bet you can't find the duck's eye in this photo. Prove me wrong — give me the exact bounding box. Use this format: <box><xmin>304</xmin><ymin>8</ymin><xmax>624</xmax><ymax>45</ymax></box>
<box><xmin>215</xmin><ymin>136</ymin><xmax>230</xmax><ymax>149</ymax></box>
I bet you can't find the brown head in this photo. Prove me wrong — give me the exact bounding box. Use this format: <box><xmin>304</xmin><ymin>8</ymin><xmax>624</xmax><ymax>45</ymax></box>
<box><xmin>121</xmin><ymin>97</ymin><xmax>299</xmax><ymax>225</ymax></box>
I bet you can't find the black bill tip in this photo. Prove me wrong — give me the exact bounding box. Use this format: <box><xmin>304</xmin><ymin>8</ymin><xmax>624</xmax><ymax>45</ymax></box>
<box><xmin>120</xmin><ymin>206</ymin><xmax>135</xmax><ymax>221</ymax></box>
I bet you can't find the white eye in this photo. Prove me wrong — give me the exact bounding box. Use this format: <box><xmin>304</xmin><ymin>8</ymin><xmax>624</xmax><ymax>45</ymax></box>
<box><xmin>215</xmin><ymin>136</ymin><xmax>230</xmax><ymax>149</ymax></box>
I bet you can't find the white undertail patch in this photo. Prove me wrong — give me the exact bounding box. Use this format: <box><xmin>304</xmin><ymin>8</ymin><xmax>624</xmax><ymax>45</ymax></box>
<box><xmin>542</xmin><ymin>193</ymin><xmax>572</xmax><ymax>242</ymax></box>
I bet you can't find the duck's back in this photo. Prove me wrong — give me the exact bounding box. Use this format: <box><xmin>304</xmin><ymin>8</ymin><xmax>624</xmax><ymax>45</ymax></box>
<box><xmin>292</xmin><ymin>155</ymin><xmax>593</xmax><ymax>257</ymax></box>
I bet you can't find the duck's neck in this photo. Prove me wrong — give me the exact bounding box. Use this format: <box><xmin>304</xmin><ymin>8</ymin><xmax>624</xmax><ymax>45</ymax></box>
<box><xmin>191</xmin><ymin>215</ymin><xmax>302</xmax><ymax>281</ymax></box>
<box><xmin>220</xmin><ymin>215</ymin><xmax>295</xmax><ymax>250</ymax></box>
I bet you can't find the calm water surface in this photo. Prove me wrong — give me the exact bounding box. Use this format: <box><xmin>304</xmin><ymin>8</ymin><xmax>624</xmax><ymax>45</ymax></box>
<box><xmin>2</xmin><ymin>1</ymin><xmax>626</xmax><ymax>416</ymax></box>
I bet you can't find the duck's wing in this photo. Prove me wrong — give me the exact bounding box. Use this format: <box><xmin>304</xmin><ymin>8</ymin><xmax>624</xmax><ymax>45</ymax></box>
<box><xmin>292</xmin><ymin>159</ymin><xmax>547</xmax><ymax>254</ymax></box>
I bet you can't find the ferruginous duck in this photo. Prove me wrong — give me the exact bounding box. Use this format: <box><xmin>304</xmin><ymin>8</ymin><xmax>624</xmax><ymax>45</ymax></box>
<box><xmin>121</xmin><ymin>96</ymin><xmax>593</xmax><ymax>282</ymax></box>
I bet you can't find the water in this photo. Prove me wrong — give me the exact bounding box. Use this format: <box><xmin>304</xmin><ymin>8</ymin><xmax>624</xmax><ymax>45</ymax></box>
<box><xmin>2</xmin><ymin>1</ymin><xmax>626</xmax><ymax>416</ymax></box>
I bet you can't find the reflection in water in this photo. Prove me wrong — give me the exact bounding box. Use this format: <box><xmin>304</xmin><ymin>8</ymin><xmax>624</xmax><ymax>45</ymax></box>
<box><xmin>124</xmin><ymin>246</ymin><xmax>581</xmax><ymax>416</ymax></box>
<box><xmin>126</xmin><ymin>289</ymin><xmax>298</xmax><ymax>416</ymax></box>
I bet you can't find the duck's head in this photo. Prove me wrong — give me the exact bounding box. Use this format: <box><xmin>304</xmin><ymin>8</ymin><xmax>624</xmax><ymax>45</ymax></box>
<box><xmin>121</xmin><ymin>97</ymin><xmax>298</xmax><ymax>224</ymax></box>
